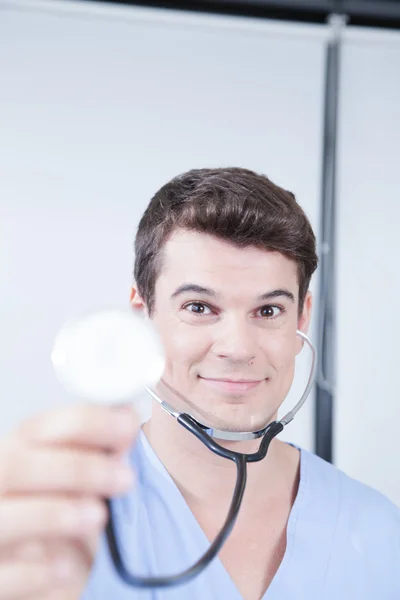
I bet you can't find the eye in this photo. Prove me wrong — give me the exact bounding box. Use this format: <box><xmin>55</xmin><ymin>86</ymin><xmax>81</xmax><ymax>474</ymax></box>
<box><xmin>183</xmin><ymin>302</ymin><xmax>212</xmax><ymax>315</ymax></box>
<box><xmin>257</xmin><ymin>305</ymin><xmax>283</xmax><ymax>319</ymax></box>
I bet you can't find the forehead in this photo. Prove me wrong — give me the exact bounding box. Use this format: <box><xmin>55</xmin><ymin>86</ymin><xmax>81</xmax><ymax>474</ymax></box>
<box><xmin>157</xmin><ymin>230</ymin><xmax>298</xmax><ymax>293</ymax></box>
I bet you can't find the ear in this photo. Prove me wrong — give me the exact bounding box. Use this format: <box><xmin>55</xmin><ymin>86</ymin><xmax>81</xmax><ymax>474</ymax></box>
<box><xmin>295</xmin><ymin>291</ymin><xmax>313</xmax><ymax>355</ymax></box>
<box><xmin>130</xmin><ymin>284</ymin><xmax>147</xmax><ymax>316</ymax></box>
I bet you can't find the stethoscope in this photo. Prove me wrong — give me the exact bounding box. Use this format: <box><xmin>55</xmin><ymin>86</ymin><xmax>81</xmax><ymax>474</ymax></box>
<box><xmin>51</xmin><ymin>311</ymin><xmax>316</xmax><ymax>590</ymax></box>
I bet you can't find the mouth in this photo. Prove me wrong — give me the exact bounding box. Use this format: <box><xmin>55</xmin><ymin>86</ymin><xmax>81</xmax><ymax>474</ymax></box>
<box><xmin>198</xmin><ymin>376</ymin><xmax>265</xmax><ymax>394</ymax></box>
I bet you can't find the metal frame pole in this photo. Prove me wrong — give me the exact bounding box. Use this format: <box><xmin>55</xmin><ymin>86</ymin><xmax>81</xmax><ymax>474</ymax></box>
<box><xmin>314</xmin><ymin>13</ymin><xmax>347</xmax><ymax>463</ymax></box>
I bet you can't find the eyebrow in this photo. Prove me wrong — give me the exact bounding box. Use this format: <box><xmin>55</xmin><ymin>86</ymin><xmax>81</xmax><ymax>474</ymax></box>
<box><xmin>258</xmin><ymin>289</ymin><xmax>295</xmax><ymax>303</ymax></box>
<box><xmin>171</xmin><ymin>284</ymin><xmax>218</xmax><ymax>298</ymax></box>
<box><xmin>171</xmin><ymin>283</ymin><xmax>295</xmax><ymax>303</ymax></box>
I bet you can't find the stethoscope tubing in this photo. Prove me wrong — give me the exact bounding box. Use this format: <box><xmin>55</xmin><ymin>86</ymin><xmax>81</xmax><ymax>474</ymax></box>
<box><xmin>105</xmin><ymin>331</ymin><xmax>316</xmax><ymax>588</ymax></box>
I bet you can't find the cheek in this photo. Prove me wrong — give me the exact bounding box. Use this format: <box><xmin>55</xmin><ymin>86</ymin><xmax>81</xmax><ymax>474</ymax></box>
<box><xmin>277</xmin><ymin>361</ymin><xmax>296</xmax><ymax>402</ymax></box>
<box><xmin>266</xmin><ymin>332</ymin><xmax>298</xmax><ymax>398</ymax></box>
<box><xmin>264</xmin><ymin>329</ymin><xmax>298</xmax><ymax>371</ymax></box>
<box><xmin>156</xmin><ymin>319</ymin><xmax>211</xmax><ymax>373</ymax></box>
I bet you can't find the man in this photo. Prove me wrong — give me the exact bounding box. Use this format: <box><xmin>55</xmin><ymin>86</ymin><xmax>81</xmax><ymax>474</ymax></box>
<box><xmin>0</xmin><ymin>168</ymin><xmax>398</xmax><ymax>600</ymax></box>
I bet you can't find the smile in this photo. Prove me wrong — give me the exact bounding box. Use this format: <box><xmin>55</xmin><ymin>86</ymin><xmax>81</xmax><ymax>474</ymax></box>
<box><xmin>198</xmin><ymin>376</ymin><xmax>264</xmax><ymax>393</ymax></box>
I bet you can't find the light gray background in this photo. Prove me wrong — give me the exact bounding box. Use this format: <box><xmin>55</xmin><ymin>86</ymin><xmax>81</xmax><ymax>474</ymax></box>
<box><xmin>1</xmin><ymin>0</ymin><xmax>398</xmax><ymax>505</ymax></box>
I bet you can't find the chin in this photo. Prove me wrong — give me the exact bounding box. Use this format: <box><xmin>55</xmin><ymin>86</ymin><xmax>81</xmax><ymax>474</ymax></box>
<box><xmin>198</xmin><ymin>400</ymin><xmax>276</xmax><ymax>433</ymax></box>
<box><xmin>158</xmin><ymin>377</ymin><xmax>278</xmax><ymax>432</ymax></box>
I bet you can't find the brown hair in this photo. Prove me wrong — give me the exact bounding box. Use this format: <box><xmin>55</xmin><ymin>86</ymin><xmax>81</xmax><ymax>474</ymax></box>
<box><xmin>134</xmin><ymin>167</ymin><xmax>318</xmax><ymax>316</ymax></box>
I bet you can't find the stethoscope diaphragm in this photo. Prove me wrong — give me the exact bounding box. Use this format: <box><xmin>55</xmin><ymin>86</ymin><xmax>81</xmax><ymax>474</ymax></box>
<box><xmin>51</xmin><ymin>309</ymin><xmax>165</xmax><ymax>404</ymax></box>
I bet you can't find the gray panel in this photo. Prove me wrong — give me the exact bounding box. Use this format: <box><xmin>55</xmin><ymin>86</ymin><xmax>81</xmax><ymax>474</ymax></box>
<box><xmin>335</xmin><ymin>26</ymin><xmax>400</xmax><ymax>505</ymax></box>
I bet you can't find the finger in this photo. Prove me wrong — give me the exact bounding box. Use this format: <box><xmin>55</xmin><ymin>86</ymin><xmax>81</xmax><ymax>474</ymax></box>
<box><xmin>16</xmin><ymin>404</ymin><xmax>139</xmax><ymax>453</ymax></box>
<box><xmin>1</xmin><ymin>536</ymin><xmax>97</xmax><ymax>576</ymax></box>
<box><xmin>0</xmin><ymin>447</ymin><xmax>134</xmax><ymax>496</ymax></box>
<box><xmin>0</xmin><ymin>559</ymin><xmax>74</xmax><ymax>600</ymax></box>
<box><xmin>0</xmin><ymin>496</ymin><xmax>107</xmax><ymax>548</ymax></box>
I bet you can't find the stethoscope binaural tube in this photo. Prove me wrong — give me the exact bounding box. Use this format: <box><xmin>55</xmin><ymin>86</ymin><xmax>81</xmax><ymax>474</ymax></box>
<box><xmin>105</xmin><ymin>330</ymin><xmax>316</xmax><ymax>589</ymax></box>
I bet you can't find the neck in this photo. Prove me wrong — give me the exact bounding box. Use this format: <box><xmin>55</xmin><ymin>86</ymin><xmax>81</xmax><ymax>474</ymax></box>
<box><xmin>142</xmin><ymin>401</ymin><xmax>300</xmax><ymax>517</ymax></box>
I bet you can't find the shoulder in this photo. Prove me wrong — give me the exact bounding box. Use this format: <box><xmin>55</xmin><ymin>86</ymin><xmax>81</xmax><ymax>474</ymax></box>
<box><xmin>303</xmin><ymin>448</ymin><xmax>400</xmax><ymax>544</ymax></box>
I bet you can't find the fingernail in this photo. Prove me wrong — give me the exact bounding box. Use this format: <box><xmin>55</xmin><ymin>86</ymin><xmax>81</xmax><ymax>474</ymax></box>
<box><xmin>80</xmin><ymin>501</ymin><xmax>106</xmax><ymax>527</ymax></box>
<box><xmin>112</xmin><ymin>465</ymin><xmax>134</xmax><ymax>493</ymax></box>
<box><xmin>112</xmin><ymin>402</ymin><xmax>134</xmax><ymax>411</ymax></box>
<box><xmin>54</xmin><ymin>558</ymin><xmax>73</xmax><ymax>580</ymax></box>
<box><xmin>19</xmin><ymin>541</ymin><xmax>46</xmax><ymax>560</ymax></box>
<box><xmin>113</xmin><ymin>412</ymin><xmax>137</xmax><ymax>437</ymax></box>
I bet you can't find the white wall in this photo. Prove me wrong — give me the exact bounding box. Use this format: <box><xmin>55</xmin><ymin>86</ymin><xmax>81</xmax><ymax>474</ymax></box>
<box><xmin>335</xmin><ymin>26</ymin><xmax>400</xmax><ymax>505</ymax></box>
<box><xmin>0</xmin><ymin>0</ymin><xmax>326</xmax><ymax>452</ymax></box>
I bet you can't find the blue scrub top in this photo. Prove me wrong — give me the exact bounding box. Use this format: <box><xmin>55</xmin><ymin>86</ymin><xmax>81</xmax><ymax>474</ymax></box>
<box><xmin>82</xmin><ymin>431</ymin><xmax>400</xmax><ymax>599</ymax></box>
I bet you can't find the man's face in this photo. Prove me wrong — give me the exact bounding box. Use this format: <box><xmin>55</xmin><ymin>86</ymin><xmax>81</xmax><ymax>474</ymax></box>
<box><xmin>133</xmin><ymin>229</ymin><xmax>312</xmax><ymax>432</ymax></box>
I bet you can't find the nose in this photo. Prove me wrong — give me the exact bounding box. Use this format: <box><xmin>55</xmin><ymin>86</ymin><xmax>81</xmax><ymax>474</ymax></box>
<box><xmin>212</xmin><ymin>315</ymin><xmax>258</xmax><ymax>364</ymax></box>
